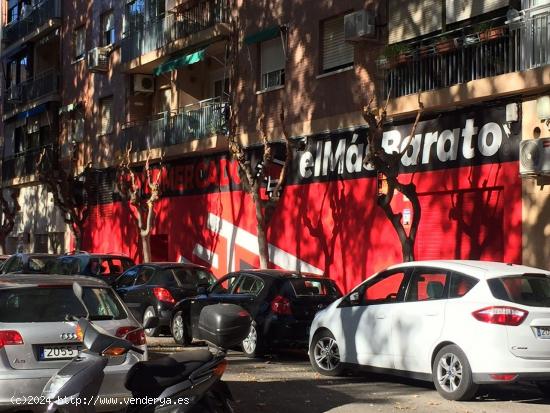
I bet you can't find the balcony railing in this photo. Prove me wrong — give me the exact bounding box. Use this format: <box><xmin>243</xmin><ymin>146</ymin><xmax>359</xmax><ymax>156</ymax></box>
<box><xmin>381</xmin><ymin>5</ymin><xmax>550</xmax><ymax>99</ymax></box>
<box><xmin>121</xmin><ymin>0</ymin><xmax>230</xmax><ymax>64</ymax></box>
<box><xmin>121</xmin><ymin>98</ymin><xmax>228</xmax><ymax>152</ymax></box>
<box><xmin>3</xmin><ymin>69</ymin><xmax>60</xmax><ymax>114</ymax></box>
<box><xmin>2</xmin><ymin>144</ymin><xmax>54</xmax><ymax>183</ymax></box>
<box><xmin>2</xmin><ymin>0</ymin><xmax>62</xmax><ymax>48</ymax></box>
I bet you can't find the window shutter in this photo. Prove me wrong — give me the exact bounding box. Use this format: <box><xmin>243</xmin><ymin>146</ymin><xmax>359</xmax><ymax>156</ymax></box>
<box><xmin>446</xmin><ymin>0</ymin><xmax>510</xmax><ymax>24</ymax></box>
<box><xmin>100</xmin><ymin>97</ymin><xmax>113</xmax><ymax>134</ymax></box>
<box><xmin>388</xmin><ymin>0</ymin><xmax>442</xmax><ymax>44</ymax></box>
<box><xmin>261</xmin><ymin>37</ymin><xmax>285</xmax><ymax>75</ymax></box>
<box><xmin>322</xmin><ymin>16</ymin><xmax>354</xmax><ymax>72</ymax></box>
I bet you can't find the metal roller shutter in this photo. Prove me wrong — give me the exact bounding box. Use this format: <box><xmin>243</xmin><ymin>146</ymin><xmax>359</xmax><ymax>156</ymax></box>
<box><xmin>388</xmin><ymin>0</ymin><xmax>442</xmax><ymax>44</ymax></box>
<box><xmin>446</xmin><ymin>0</ymin><xmax>510</xmax><ymax>24</ymax></box>
<box><xmin>322</xmin><ymin>15</ymin><xmax>354</xmax><ymax>72</ymax></box>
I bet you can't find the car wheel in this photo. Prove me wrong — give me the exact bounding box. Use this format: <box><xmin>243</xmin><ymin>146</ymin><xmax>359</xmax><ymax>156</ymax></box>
<box><xmin>309</xmin><ymin>330</ymin><xmax>344</xmax><ymax>376</ymax></box>
<box><xmin>241</xmin><ymin>323</ymin><xmax>264</xmax><ymax>358</ymax></box>
<box><xmin>171</xmin><ymin>311</ymin><xmax>190</xmax><ymax>346</ymax></box>
<box><xmin>143</xmin><ymin>306</ymin><xmax>160</xmax><ymax>337</ymax></box>
<box><xmin>432</xmin><ymin>345</ymin><xmax>478</xmax><ymax>401</ymax></box>
<box><xmin>536</xmin><ymin>381</ymin><xmax>550</xmax><ymax>398</ymax></box>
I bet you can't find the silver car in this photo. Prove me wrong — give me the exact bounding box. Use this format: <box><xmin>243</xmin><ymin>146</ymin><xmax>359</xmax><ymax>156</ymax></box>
<box><xmin>0</xmin><ymin>274</ymin><xmax>147</xmax><ymax>411</ymax></box>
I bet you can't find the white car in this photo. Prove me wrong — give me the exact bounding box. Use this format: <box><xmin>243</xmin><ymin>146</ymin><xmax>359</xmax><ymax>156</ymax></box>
<box><xmin>309</xmin><ymin>260</ymin><xmax>550</xmax><ymax>401</ymax></box>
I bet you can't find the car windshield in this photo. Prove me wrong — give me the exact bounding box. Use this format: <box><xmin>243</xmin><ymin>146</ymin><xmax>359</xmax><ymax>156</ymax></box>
<box><xmin>289</xmin><ymin>278</ymin><xmax>342</xmax><ymax>298</ymax></box>
<box><xmin>50</xmin><ymin>256</ymin><xmax>87</xmax><ymax>275</ymax></box>
<box><xmin>0</xmin><ymin>286</ymin><xmax>128</xmax><ymax>322</ymax></box>
<box><xmin>487</xmin><ymin>274</ymin><xmax>550</xmax><ymax>308</ymax></box>
<box><xmin>27</xmin><ymin>256</ymin><xmax>58</xmax><ymax>273</ymax></box>
<box><xmin>173</xmin><ymin>269</ymin><xmax>217</xmax><ymax>287</ymax></box>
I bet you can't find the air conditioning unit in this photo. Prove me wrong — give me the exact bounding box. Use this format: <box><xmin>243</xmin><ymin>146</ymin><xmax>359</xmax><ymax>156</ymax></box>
<box><xmin>519</xmin><ymin>138</ymin><xmax>550</xmax><ymax>176</ymax></box>
<box><xmin>134</xmin><ymin>74</ymin><xmax>154</xmax><ymax>93</ymax></box>
<box><xmin>344</xmin><ymin>10</ymin><xmax>376</xmax><ymax>42</ymax></box>
<box><xmin>87</xmin><ymin>47</ymin><xmax>109</xmax><ymax>72</ymax></box>
<box><xmin>7</xmin><ymin>85</ymin><xmax>22</xmax><ymax>103</ymax></box>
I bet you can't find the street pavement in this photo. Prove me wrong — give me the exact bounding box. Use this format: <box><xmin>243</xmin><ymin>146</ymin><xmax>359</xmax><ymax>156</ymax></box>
<box><xmin>147</xmin><ymin>337</ymin><xmax>550</xmax><ymax>413</ymax></box>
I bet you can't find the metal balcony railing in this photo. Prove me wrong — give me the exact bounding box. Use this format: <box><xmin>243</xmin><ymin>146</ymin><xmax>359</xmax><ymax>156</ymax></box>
<box><xmin>2</xmin><ymin>144</ymin><xmax>54</xmax><ymax>183</ymax></box>
<box><xmin>121</xmin><ymin>98</ymin><xmax>228</xmax><ymax>152</ymax></box>
<box><xmin>121</xmin><ymin>0</ymin><xmax>230</xmax><ymax>63</ymax></box>
<box><xmin>3</xmin><ymin>69</ymin><xmax>60</xmax><ymax>114</ymax></box>
<box><xmin>381</xmin><ymin>4</ymin><xmax>550</xmax><ymax>99</ymax></box>
<box><xmin>2</xmin><ymin>0</ymin><xmax>62</xmax><ymax>47</ymax></box>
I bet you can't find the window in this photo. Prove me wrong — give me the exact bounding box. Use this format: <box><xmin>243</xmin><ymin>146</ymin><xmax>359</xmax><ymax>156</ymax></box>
<box><xmin>116</xmin><ymin>268</ymin><xmax>139</xmax><ymax>288</ymax></box>
<box><xmin>405</xmin><ymin>269</ymin><xmax>449</xmax><ymax>302</ymax></box>
<box><xmin>211</xmin><ymin>274</ymin><xmax>239</xmax><ymax>294</ymax></box>
<box><xmin>149</xmin><ymin>270</ymin><xmax>178</xmax><ymax>287</ymax></box>
<box><xmin>74</xmin><ymin>26</ymin><xmax>86</xmax><ymax>61</ymax></box>
<box><xmin>8</xmin><ymin>0</ymin><xmax>19</xmax><ymax>23</ymax></box>
<box><xmin>449</xmin><ymin>273</ymin><xmax>478</xmax><ymax>298</ymax></box>
<box><xmin>321</xmin><ymin>15</ymin><xmax>353</xmax><ymax>73</ymax></box>
<box><xmin>488</xmin><ymin>274</ymin><xmax>550</xmax><ymax>308</ymax></box>
<box><xmin>234</xmin><ymin>275</ymin><xmax>265</xmax><ymax>296</ymax></box>
<box><xmin>289</xmin><ymin>279</ymin><xmax>342</xmax><ymax>298</ymax></box>
<box><xmin>135</xmin><ymin>266</ymin><xmax>154</xmax><ymax>285</ymax></box>
<box><xmin>260</xmin><ymin>37</ymin><xmax>285</xmax><ymax>90</ymax></box>
<box><xmin>362</xmin><ymin>270</ymin><xmax>406</xmax><ymax>304</ymax></box>
<box><xmin>70</xmin><ymin>111</ymin><xmax>85</xmax><ymax>143</ymax></box>
<box><xmin>125</xmin><ymin>0</ymin><xmax>145</xmax><ymax>33</ymax></box>
<box><xmin>173</xmin><ymin>269</ymin><xmax>216</xmax><ymax>289</ymax></box>
<box><xmin>101</xmin><ymin>11</ymin><xmax>115</xmax><ymax>46</ymax></box>
<box><xmin>99</xmin><ymin>96</ymin><xmax>114</xmax><ymax>134</ymax></box>
<box><xmin>212</xmin><ymin>77</ymin><xmax>229</xmax><ymax>99</ymax></box>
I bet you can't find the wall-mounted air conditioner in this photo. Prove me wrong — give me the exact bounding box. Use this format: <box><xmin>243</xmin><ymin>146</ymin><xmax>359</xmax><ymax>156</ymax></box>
<box><xmin>87</xmin><ymin>47</ymin><xmax>109</xmax><ymax>72</ymax></box>
<box><xmin>519</xmin><ymin>138</ymin><xmax>550</xmax><ymax>176</ymax></box>
<box><xmin>344</xmin><ymin>10</ymin><xmax>376</xmax><ymax>42</ymax></box>
<box><xmin>134</xmin><ymin>74</ymin><xmax>154</xmax><ymax>93</ymax></box>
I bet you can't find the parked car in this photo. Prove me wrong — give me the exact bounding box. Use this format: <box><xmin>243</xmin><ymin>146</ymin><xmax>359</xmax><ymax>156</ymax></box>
<box><xmin>0</xmin><ymin>255</ymin><xmax>10</xmax><ymax>271</ymax></box>
<box><xmin>0</xmin><ymin>274</ymin><xmax>147</xmax><ymax>410</ymax></box>
<box><xmin>50</xmin><ymin>252</ymin><xmax>135</xmax><ymax>284</ymax></box>
<box><xmin>309</xmin><ymin>260</ymin><xmax>550</xmax><ymax>401</ymax></box>
<box><xmin>0</xmin><ymin>253</ymin><xmax>58</xmax><ymax>274</ymax></box>
<box><xmin>112</xmin><ymin>263</ymin><xmax>217</xmax><ymax>337</ymax></box>
<box><xmin>171</xmin><ymin>269</ymin><xmax>342</xmax><ymax>357</ymax></box>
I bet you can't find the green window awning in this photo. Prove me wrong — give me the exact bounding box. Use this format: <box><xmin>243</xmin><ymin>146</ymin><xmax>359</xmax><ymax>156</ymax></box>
<box><xmin>244</xmin><ymin>26</ymin><xmax>281</xmax><ymax>45</ymax></box>
<box><xmin>153</xmin><ymin>49</ymin><xmax>206</xmax><ymax>76</ymax></box>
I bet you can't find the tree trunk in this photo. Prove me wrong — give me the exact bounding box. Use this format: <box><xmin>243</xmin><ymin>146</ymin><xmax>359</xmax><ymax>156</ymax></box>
<box><xmin>0</xmin><ymin>236</ymin><xmax>6</xmax><ymax>255</ymax></box>
<box><xmin>71</xmin><ymin>225</ymin><xmax>82</xmax><ymax>251</ymax></box>
<box><xmin>401</xmin><ymin>238</ymin><xmax>415</xmax><ymax>262</ymax></box>
<box><xmin>255</xmin><ymin>201</ymin><xmax>269</xmax><ymax>269</ymax></box>
<box><xmin>141</xmin><ymin>234</ymin><xmax>152</xmax><ymax>263</ymax></box>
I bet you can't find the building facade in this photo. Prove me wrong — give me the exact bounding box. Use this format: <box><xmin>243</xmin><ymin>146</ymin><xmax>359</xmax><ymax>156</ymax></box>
<box><xmin>0</xmin><ymin>0</ymin><xmax>548</xmax><ymax>289</ymax></box>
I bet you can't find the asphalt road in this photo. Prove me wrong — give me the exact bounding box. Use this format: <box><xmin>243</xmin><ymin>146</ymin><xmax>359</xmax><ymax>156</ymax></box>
<box><xmin>148</xmin><ymin>337</ymin><xmax>550</xmax><ymax>413</ymax></box>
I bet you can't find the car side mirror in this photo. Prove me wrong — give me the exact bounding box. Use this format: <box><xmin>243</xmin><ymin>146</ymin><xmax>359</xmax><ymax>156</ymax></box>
<box><xmin>143</xmin><ymin>316</ymin><xmax>159</xmax><ymax>330</ymax></box>
<box><xmin>349</xmin><ymin>291</ymin><xmax>360</xmax><ymax>306</ymax></box>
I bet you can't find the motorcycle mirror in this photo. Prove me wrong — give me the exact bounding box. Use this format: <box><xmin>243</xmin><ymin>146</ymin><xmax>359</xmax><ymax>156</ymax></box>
<box><xmin>142</xmin><ymin>316</ymin><xmax>159</xmax><ymax>330</ymax></box>
<box><xmin>72</xmin><ymin>282</ymin><xmax>90</xmax><ymax>318</ymax></box>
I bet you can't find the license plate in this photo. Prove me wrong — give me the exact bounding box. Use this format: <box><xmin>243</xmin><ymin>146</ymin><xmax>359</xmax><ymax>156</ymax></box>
<box><xmin>40</xmin><ymin>345</ymin><xmax>82</xmax><ymax>360</ymax></box>
<box><xmin>536</xmin><ymin>327</ymin><xmax>550</xmax><ymax>339</ymax></box>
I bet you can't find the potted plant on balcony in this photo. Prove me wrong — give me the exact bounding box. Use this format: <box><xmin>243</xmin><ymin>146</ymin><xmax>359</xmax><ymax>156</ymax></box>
<box><xmin>435</xmin><ymin>35</ymin><xmax>458</xmax><ymax>54</ymax></box>
<box><xmin>476</xmin><ymin>22</ymin><xmax>507</xmax><ymax>42</ymax></box>
<box><xmin>378</xmin><ymin>43</ymin><xmax>411</xmax><ymax>69</ymax></box>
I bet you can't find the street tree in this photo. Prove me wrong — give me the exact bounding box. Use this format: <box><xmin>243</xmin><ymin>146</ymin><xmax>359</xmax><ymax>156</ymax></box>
<box><xmin>362</xmin><ymin>93</ymin><xmax>424</xmax><ymax>262</ymax></box>
<box><xmin>37</xmin><ymin>145</ymin><xmax>93</xmax><ymax>251</ymax></box>
<box><xmin>116</xmin><ymin>145</ymin><xmax>163</xmax><ymax>263</ymax></box>
<box><xmin>226</xmin><ymin>21</ymin><xmax>293</xmax><ymax>268</ymax></box>
<box><xmin>0</xmin><ymin>188</ymin><xmax>20</xmax><ymax>253</ymax></box>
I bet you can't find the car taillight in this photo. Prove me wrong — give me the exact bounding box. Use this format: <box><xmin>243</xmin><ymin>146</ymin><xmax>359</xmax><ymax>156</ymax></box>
<box><xmin>271</xmin><ymin>295</ymin><xmax>292</xmax><ymax>315</ymax></box>
<box><xmin>116</xmin><ymin>327</ymin><xmax>146</xmax><ymax>346</ymax></box>
<box><xmin>153</xmin><ymin>287</ymin><xmax>175</xmax><ymax>304</ymax></box>
<box><xmin>0</xmin><ymin>330</ymin><xmax>24</xmax><ymax>349</ymax></box>
<box><xmin>472</xmin><ymin>306</ymin><xmax>528</xmax><ymax>326</ymax></box>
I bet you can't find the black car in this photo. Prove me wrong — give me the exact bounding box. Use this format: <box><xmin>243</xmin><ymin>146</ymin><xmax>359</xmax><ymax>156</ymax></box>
<box><xmin>1</xmin><ymin>253</ymin><xmax>59</xmax><ymax>274</ymax></box>
<box><xmin>170</xmin><ymin>269</ymin><xmax>342</xmax><ymax>357</ymax></box>
<box><xmin>112</xmin><ymin>263</ymin><xmax>217</xmax><ymax>337</ymax></box>
<box><xmin>50</xmin><ymin>252</ymin><xmax>135</xmax><ymax>284</ymax></box>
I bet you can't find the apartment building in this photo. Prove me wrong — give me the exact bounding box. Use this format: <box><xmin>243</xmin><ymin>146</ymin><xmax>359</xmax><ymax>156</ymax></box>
<box><xmin>0</xmin><ymin>1</ymin><xmax>548</xmax><ymax>288</ymax></box>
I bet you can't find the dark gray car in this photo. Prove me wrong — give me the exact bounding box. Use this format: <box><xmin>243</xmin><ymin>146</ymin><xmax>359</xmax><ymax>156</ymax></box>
<box><xmin>0</xmin><ymin>274</ymin><xmax>147</xmax><ymax>411</ymax></box>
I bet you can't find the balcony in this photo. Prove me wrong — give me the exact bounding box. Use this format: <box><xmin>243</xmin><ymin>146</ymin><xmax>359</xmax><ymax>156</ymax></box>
<box><xmin>1</xmin><ymin>0</ymin><xmax>61</xmax><ymax>54</ymax></box>
<box><xmin>3</xmin><ymin>70</ymin><xmax>60</xmax><ymax>117</ymax></box>
<box><xmin>121</xmin><ymin>0</ymin><xmax>230</xmax><ymax>68</ymax></box>
<box><xmin>120</xmin><ymin>98</ymin><xmax>228</xmax><ymax>153</ymax></box>
<box><xmin>2</xmin><ymin>144</ymin><xmax>54</xmax><ymax>183</ymax></box>
<box><xmin>380</xmin><ymin>5</ymin><xmax>550</xmax><ymax>99</ymax></box>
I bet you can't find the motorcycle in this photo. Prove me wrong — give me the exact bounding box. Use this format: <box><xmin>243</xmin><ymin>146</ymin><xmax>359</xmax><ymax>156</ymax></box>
<box><xmin>41</xmin><ymin>282</ymin><xmax>251</xmax><ymax>413</ymax></box>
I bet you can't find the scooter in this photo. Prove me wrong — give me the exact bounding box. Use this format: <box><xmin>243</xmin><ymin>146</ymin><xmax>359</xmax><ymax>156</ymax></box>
<box><xmin>41</xmin><ymin>282</ymin><xmax>251</xmax><ymax>413</ymax></box>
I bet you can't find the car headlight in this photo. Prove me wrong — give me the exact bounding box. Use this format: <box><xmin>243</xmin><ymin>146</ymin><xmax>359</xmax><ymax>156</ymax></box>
<box><xmin>42</xmin><ymin>375</ymin><xmax>72</xmax><ymax>398</ymax></box>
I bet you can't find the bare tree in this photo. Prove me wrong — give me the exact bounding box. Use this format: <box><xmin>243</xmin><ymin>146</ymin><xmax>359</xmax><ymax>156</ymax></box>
<box><xmin>37</xmin><ymin>145</ymin><xmax>93</xmax><ymax>251</ymax></box>
<box><xmin>0</xmin><ymin>188</ymin><xmax>20</xmax><ymax>253</ymax></box>
<box><xmin>362</xmin><ymin>93</ymin><xmax>424</xmax><ymax>262</ymax></box>
<box><xmin>116</xmin><ymin>144</ymin><xmax>162</xmax><ymax>263</ymax></box>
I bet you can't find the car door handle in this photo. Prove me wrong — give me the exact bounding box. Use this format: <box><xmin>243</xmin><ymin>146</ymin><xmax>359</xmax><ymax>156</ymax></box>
<box><xmin>375</xmin><ymin>314</ymin><xmax>386</xmax><ymax>319</ymax></box>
